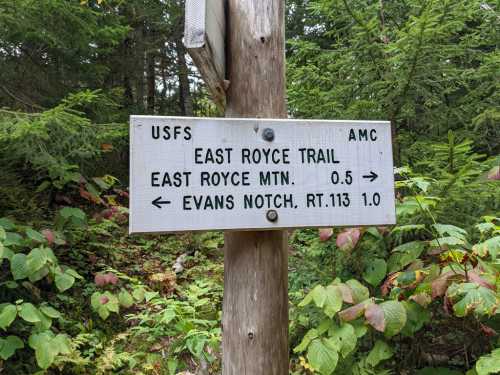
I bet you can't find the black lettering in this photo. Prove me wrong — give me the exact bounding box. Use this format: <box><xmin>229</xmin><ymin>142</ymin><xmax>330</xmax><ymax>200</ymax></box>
<box><xmin>370</xmin><ymin>129</ymin><xmax>377</xmax><ymax>141</ymax></box>
<box><xmin>151</xmin><ymin>172</ymin><xmax>160</xmax><ymax>186</ymax></box>
<box><xmin>184</xmin><ymin>126</ymin><xmax>192</xmax><ymax>140</ymax></box>
<box><xmin>183</xmin><ymin>196</ymin><xmax>192</xmax><ymax>210</ymax></box>
<box><xmin>152</xmin><ymin>126</ymin><xmax>160</xmax><ymax>139</ymax></box>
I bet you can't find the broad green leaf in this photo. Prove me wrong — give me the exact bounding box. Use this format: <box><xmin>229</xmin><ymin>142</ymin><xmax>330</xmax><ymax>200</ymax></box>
<box><xmin>0</xmin><ymin>336</ymin><xmax>24</xmax><ymax>360</ymax></box>
<box><xmin>55</xmin><ymin>272</ymin><xmax>75</xmax><ymax>292</ymax></box>
<box><xmin>10</xmin><ymin>253</ymin><xmax>29</xmax><ymax>280</ymax></box>
<box><xmin>430</xmin><ymin>236</ymin><xmax>465</xmax><ymax>248</ymax></box>
<box><xmin>26</xmin><ymin>247</ymin><xmax>48</xmax><ymax>273</ymax></box>
<box><xmin>345</xmin><ymin>279</ymin><xmax>369</xmax><ymax>303</ymax></box>
<box><xmin>294</xmin><ymin>328</ymin><xmax>318</xmax><ymax>353</ymax></box>
<box><xmin>118</xmin><ymin>289</ymin><xmax>134</xmax><ymax>308</ymax></box>
<box><xmin>473</xmin><ymin>236</ymin><xmax>500</xmax><ymax>259</ymax></box>
<box><xmin>19</xmin><ymin>303</ymin><xmax>42</xmax><ymax>323</ymax></box>
<box><xmin>0</xmin><ymin>227</ymin><xmax>5</xmax><ymax>241</ymax></box>
<box><xmin>0</xmin><ymin>304</ymin><xmax>17</xmax><ymax>330</ymax></box>
<box><xmin>366</xmin><ymin>340</ymin><xmax>393</xmax><ymax>367</ymax></box>
<box><xmin>363</xmin><ymin>258</ymin><xmax>387</xmax><ymax>286</ymax></box>
<box><xmin>387</xmin><ymin>241</ymin><xmax>425</xmax><ymax>273</ymax></box>
<box><xmin>132</xmin><ymin>287</ymin><xmax>145</xmax><ymax>302</ymax></box>
<box><xmin>34</xmin><ymin>342</ymin><xmax>58</xmax><ymax>369</ymax></box>
<box><xmin>25</xmin><ymin>228</ymin><xmax>46</xmax><ymax>243</ymax></box>
<box><xmin>433</xmin><ymin>224</ymin><xmax>467</xmax><ymax>241</ymax></box>
<box><xmin>97</xmin><ymin>306</ymin><xmax>110</xmax><ymax>320</ymax></box>
<box><xmin>446</xmin><ymin>283</ymin><xmax>498</xmax><ymax>317</ymax></box>
<box><xmin>53</xmin><ymin>334</ymin><xmax>71</xmax><ymax>355</ymax></box>
<box><xmin>380</xmin><ymin>301</ymin><xmax>407</xmax><ymax>337</ymax></box>
<box><xmin>0</xmin><ymin>218</ymin><xmax>15</xmax><ymax>231</ymax></box>
<box><xmin>4</xmin><ymin>232</ymin><xmax>23</xmax><ymax>247</ymax></box>
<box><xmin>476</xmin><ymin>348</ymin><xmax>500</xmax><ymax>375</ymax></box>
<box><xmin>312</xmin><ymin>285</ymin><xmax>327</xmax><ymax>308</ymax></box>
<box><xmin>40</xmin><ymin>305</ymin><xmax>62</xmax><ymax>319</ymax></box>
<box><xmin>29</xmin><ymin>266</ymin><xmax>50</xmax><ymax>283</ymax></box>
<box><xmin>323</xmin><ymin>285</ymin><xmax>343</xmax><ymax>318</ymax></box>
<box><xmin>401</xmin><ymin>301</ymin><xmax>430</xmax><ymax>337</ymax></box>
<box><xmin>307</xmin><ymin>338</ymin><xmax>339</xmax><ymax>375</ymax></box>
<box><xmin>328</xmin><ymin>323</ymin><xmax>357</xmax><ymax>358</ymax></box>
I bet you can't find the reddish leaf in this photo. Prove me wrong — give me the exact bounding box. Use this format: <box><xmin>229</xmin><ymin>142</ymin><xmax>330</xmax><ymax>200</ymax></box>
<box><xmin>381</xmin><ymin>273</ymin><xmax>400</xmax><ymax>296</ymax></box>
<box><xmin>338</xmin><ymin>284</ymin><xmax>354</xmax><ymax>304</ymax></box>
<box><xmin>365</xmin><ymin>303</ymin><xmax>385</xmax><ymax>332</ymax></box>
<box><xmin>99</xmin><ymin>295</ymin><xmax>109</xmax><ymax>305</ymax></box>
<box><xmin>480</xmin><ymin>323</ymin><xmax>497</xmax><ymax>337</ymax></box>
<box><xmin>336</xmin><ymin>228</ymin><xmax>362</xmax><ymax>251</ymax></box>
<box><xmin>42</xmin><ymin>229</ymin><xmax>55</xmax><ymax>246</ymax></box>
<box><xmin>377</xmin><ymin>226</ymin><xmax>390</xmax><ymax>235</ymax></box>
<box><xmin>469</xmin><ymin>270</ymin><xmax>496</xmax><ymax>290</ymax></box>
<box><xmin>487</xmin><ymin>166</ymin><xmax>500</xmax><ymax>181</ymax></box>
<box><xmin>95</xmin><ymin>272</ymin><xmax>118</xmax><ymax>286</ymax></box>
<box><xmin>431</xmin><ymin>272</ymin><xmax>455</xmax><ymax>298</ymax></box>
<box><xmin>339</xmin><ymin>301</ymin><xmax>368</xmax><ymax>321</ymax></box>
<box><xmin>409</xmin><ymin>293</ymin><xmax>432</xmax><ymax>307</ymax></box>
<box><xmin>319</xmin><ymin>228</ymin><xmax>333</xmax><ymax>242</ymax></box>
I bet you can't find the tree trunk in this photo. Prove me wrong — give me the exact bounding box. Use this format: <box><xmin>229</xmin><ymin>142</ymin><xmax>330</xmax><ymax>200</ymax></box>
<box><xmin>223</xmin><ymin>1</ymin><xmax>288</xmax><ymax>374</ymax></box>
<box><xmin>146</xmin><ymin>52</ymin><xmax>155</xmax><ymax>113</ymax></box>
<box><xmin>176</xmin><ymin>40</ymin><xmax>193</xmax><ymax>116</ymax></box>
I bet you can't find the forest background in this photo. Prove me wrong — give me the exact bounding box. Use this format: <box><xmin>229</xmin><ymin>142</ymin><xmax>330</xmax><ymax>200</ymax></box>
<box><xmin>0</xmin><ymin>0</ymin><xmax>499</xmax><ymax>374</ymax></box>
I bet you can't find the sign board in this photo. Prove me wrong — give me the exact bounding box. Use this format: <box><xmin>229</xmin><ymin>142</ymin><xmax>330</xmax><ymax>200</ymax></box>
<box><xmin>129</xmin><ymin>116</ymin><xmax>396</xmax><ymax>233</ymax></box>
<box><xmin>184</xmin><ymin>0</ymin><xmax>226</xmax><ymax>110</ymax></box>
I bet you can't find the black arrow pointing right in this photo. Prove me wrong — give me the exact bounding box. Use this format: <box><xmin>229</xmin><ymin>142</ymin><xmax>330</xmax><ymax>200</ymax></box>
<box><xmin>362</xmin><ymin>171</ymin><xmax>378</xmax><ymax>182</ymax></box>
<box><xmin>152</xmin><ymin>196</ymin><xmax>171</xmax><ymax>209</ymax></box>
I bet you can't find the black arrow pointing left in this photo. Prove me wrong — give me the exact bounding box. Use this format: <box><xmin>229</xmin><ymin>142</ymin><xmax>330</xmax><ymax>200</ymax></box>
<box><xmin>152</xmin><ymin>196</ymin><xmax>171</xmax><ymax>209</ymax></box>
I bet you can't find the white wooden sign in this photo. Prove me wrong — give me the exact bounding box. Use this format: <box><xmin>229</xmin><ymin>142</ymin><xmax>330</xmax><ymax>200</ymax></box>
<box><xmin>129</xmin><ymin>116</ymin><xmax>396</xmax><ymax>233</ymax></box>
<box><xmin>184</xmin><ymin>0</ymin><xmax>226</xmax><ymax>110</ymax></box>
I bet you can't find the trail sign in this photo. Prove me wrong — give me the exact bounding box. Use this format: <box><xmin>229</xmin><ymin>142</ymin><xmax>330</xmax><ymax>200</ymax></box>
<box><xmin>129</xmin><ymin>116</ymin><xmax>396</xmax><ymax>234</ymax></box>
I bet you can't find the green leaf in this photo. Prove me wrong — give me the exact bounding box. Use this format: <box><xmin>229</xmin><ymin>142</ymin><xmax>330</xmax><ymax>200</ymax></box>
<box><xmin>118</xmin><ymin>289</ymin><xmax>134</xmax><ymax>308</ymax></box>
<box><xmin>10</xmin><ymin>253</ymin><xmax>29</xmax><ymax>280</ymax></box>
<box><xmin>387</xmin><ymin>241</ymin><xmax>425</xmax><ymax>273</ymax></box>
<box><xmin>19</xmin><ymin>303</ymin><xmax>42</xmax><ymax>323</ymax></box>
<box><xmin>34</xmin><ymin>342</ymin><xmax>58</xmax><ymax>369</ymax></box>
<box><xmin>0</xmin><ymin>218</ymin><xmax>15</xmax><ymax>231</ymax></box>
<box><xmin>25</xmin><ymin>228</ymin><xmax>46</xmax><ymax>243</ymax></box>
<box><xmin>55</xmin><ymin>272</ymin><xmax>75</xmax><ymax>292</ymax></box>
<box><xmin>433</xmin><ymin>224</ymin><xmax>467</xmax><ymax>241</ymax></box>
<box><xmin>4</xmin><ymin>232</ymin><xmax>23</xmax><ymax>247</ymax></box>
<box><xmin>328</xmin><ymin>323</ymin><xmax>357</xmax><ymax>358</ymax></box>
<box><xmin>446</xmin><ymin>283</ymin><xmax>498</xmax><ymax>317</ymax></box>
<box><xmin>311</xmin><ymin>285</ymin><xmax>327</xmax><ymax>308</ymax></box>
<box><xmin>476</xmin><ymin>348</ymin><xmax>500</xmax><ymax>375</ymax></box>
<box><xmin>323</xmin><ymin>285</ymin><xmax>343</xmax><ymax>318</ymax></box>
<box><xmin>26</xmin><ymin>247</ymin><xmax>48</xmax><ymax>273</ymax></box>
<box><xmin>0</xmin><ymin>226</ymin><xmax>5</xmax><ymax>241</ymax></box>
<box><xmin>53</xmin><ymin>334</ymin><xmax>71</xmax><ymax>355</ymax></box>
<box><xmin>97</xmin><ymin>306</ymin><xmax>110</xmax><ymax>320</ymax></box>
<box><xmin>473</xmin><ymin>236</ymin><xmax>500</xmax><ymax>258</ymax></box>
<box><xmin>366</xmin><ymin>340</ymin><xmax>393</xmax><ymax>367</ymax></box>
<box><xmin>363</xmin><ymin>258</ymin><xmax>387</xmax><ymax>286</ymax></box>
<box><xmin>132</xmin><ymin>287</ymin><xmax>145</xmax><ymax>302</ymax></box>
<box><xmin>0</xmin><ymin>336</ymin><xmax>24</xmax><ymax>360</ymax></box>
<box><xmin>0</xmin><ymin>304</ymin><xmax>17</xmax><ymax>330</ymax></box>
<box><xmin>345</xmin><ymin>279</ymin><xmax>369</xmax><ymax>303</ymax></box>
<box><xmin>307</xmin><ymin>338</ymin><xmax>339</xmax><ymax>375</ymax></box>
<box><xmin>294</xmin><ymin>328</ymin><xmax>318</xmax><ymax>353</ymax></box>
<box><xmin>40</xmin><ymin>305</ymin><xmax>62</xmax><ymax>319</ymax></box>
<box><xmin>401</xmin><ymin>301</ymin><xmax>430</xmax><ymax>336</ymax></box>
<box><xmin>380</xmin><ymin>301</ymin><xmax>407</xmax><ymax>337</ymax></box>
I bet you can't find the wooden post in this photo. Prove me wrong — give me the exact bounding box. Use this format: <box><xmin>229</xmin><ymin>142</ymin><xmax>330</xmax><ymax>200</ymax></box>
<box><xmin>222</xmin><ymin>1</ymin><xmax>288</xmax><ymax>374</ymax></box>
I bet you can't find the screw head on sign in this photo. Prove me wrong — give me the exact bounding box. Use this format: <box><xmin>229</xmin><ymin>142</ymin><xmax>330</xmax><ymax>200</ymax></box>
<box><xmin>262</xmin><ymin>128</ymin><xmax>275</xmax><ymax>142</ymax></box>
<box><xmin>266</xmin><ymin>209</ymin><xmax>278</xmax><ymax>222</ymax></box>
